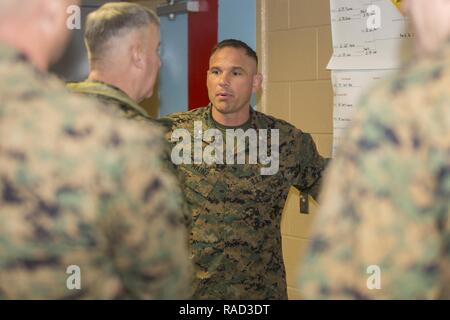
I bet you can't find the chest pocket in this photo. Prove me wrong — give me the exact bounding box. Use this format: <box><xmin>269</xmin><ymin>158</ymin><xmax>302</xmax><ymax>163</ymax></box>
<box><xmin>228</xmin><ymin>164</ymin><xmax>283</xmax><ymax>203</ymax></box>
<box><xmin>179</xmin><ymin>164</ymin><xmax>217</xmax><ymax>218</ymax></box>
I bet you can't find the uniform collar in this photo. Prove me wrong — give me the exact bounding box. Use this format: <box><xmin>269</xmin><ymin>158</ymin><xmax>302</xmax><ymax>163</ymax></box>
<box><xmin>0</xmin><ymin>42</ymin><xmax>45</xmax><ymax>76</ymax></box>
<box><xmin>66</xmin><ymin>80</ymin><xmax>151</xmax><ymax>119</ymax></box>
<box><xmin>205</xmin><ymin>104</ymin><xmax>254</xmax><ymax>132</ymax></box>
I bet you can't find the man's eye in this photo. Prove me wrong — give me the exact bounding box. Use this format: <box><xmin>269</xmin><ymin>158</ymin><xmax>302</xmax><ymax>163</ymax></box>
<box><xmin>233</xmin><ymin>71</ymin><xmax>242</xmax><ymax>76</ymax></box>
<box><xmin>211</xmin><ymin>70</ymin><xmax>220</xmax><ymax>75</ymax></box>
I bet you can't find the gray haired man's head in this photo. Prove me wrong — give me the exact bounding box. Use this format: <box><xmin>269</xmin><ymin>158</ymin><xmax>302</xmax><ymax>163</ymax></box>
<box><xmin>85</xmin><ymin>2</ymin><xmax>159</xmax><ymax>63</ymax></box>
<box><xmin>84</xmin><ymin>2</ymin><xmax>161</xmax><ymax>102</ymax></box>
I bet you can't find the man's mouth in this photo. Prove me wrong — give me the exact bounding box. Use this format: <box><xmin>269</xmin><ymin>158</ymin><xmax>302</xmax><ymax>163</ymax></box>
<box><xmin>216</xmin><ymin>92</ymin><xmax>233</xmax><ymax>99</ymax></box>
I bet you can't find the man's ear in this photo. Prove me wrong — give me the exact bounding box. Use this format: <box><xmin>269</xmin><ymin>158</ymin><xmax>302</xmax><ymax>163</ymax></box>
<box><xmin>131</xmin><ymin>43</ymin><xmax>145</xmax><ymax>70</ymax></box>
<box><xmin>252</xmin><ymin>73</ymin><xmax>263</xmax><ymax>93</ymax></box>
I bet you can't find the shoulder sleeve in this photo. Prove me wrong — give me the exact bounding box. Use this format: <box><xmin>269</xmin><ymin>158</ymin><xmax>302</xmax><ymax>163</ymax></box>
<box><xmin>299</xmin><ymin>92</ymin><xmax>449</xmax><ymax>299</ymax></box>
<box><xmin>292</xmin><ymin>131</ymin><xmax>329</xmax><ymax>201</ymax></box>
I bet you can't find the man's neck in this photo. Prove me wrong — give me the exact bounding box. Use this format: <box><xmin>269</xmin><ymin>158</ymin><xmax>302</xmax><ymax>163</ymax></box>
<box><xmin>88</xmin><ymin>70</ymin><xmax>137</xmax><ymax>101</ymax></box>
<box><xmin>211</xmin><ymin>105</ymin><xmax>251</xmax><ymax>128</ymax></box>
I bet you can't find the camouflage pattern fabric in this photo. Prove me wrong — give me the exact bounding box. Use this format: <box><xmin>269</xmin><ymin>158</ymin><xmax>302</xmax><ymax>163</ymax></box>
<box><xmin>0</xmin><ymin>43</ymin><xmax>191</xmax><ymax>299</ymax></box>
<box><xmin>66</xmin><ymin>80</ymin><xmax>152</xmax><ymax>121</ymax></box>
<box><xmin>299</xmin><ymin>42</ymin><xmax>450</xmax><ymax>299</ymax></box>
<box><xmin>67</xmin><ymin>80</ymin><xmax>191</xmax><ymax>229</ymax></box>
<box><xmin>162</xmin><ymin>105</ymin><xmax>328</xmax><ymax>299</ymax></box>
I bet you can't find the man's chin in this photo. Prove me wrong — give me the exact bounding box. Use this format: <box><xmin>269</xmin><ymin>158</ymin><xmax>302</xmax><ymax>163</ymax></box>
<box><xmin>213</xmin><ymin>106</ymin><xmax>234</xmax><ymax>115</ymax></box>
<box><xmin>212</xmin><ymin>101</ymin><xmax>235</xmax><ymax>112</ymax></box>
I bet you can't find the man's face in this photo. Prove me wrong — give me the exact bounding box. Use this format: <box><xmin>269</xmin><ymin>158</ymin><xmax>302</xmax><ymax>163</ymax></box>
<box><xmin>141</xmin><ymin>23</ymin><xmax>161</xmax><ymax>100</ymax></box>
<box><xmin>207</xmin><ymin>47</ymin><xmax>260</xmax><ymax>116</ymax></box>
<box><xmin>402</xmin><ymin>0</ymin><xmax>450</xmax><ymax>55</ymax></box>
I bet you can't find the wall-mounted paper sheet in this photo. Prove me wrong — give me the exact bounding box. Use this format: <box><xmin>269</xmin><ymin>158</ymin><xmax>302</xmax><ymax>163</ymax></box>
<box><xmin>332</xmin><ymin>69</ymin><xmax>394</xmax><ymax>155</ymax></box>
<box><xmin>327</xmin><ymin>0</ymin><xmax>414</xmax><ymax>70</ymax></box>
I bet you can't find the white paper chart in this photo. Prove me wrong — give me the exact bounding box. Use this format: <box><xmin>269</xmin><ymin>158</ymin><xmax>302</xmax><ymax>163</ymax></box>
<box><xmin>328</xmin><ymin>0</ymin><xmax>414</xmax><ymax>70</ymax></box>
<box><xmin>332</xmin><ymin>69</ymin><xmax>394</xmax><ymax>156</ymax></box>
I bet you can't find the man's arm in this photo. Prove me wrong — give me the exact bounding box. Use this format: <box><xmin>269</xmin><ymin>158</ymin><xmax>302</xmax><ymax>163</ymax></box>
<box><xmin>293</xmin><ymin>132</ymin><xmax>330</xmax><ymax>201</ymax></box>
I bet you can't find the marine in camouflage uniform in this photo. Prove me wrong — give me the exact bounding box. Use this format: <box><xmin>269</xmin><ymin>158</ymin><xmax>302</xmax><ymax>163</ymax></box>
<box><xmin>299</xmin><ymin>41</ymin><xmax>450</xmax><ymax>299</ymax></box>
<box><xmin>162</xmin><ymin>104</ymin><xmax>328</xmax><ymax>299</ymax></box>
<box><xmin>67</xmin><ymin>3</ymin><xmax>191</xmax><ymax>228</ymax></box>
<box><xmin>0</xmin><ymin>43</ymin><xmax>191</xmax><ymax>299</ymax></box>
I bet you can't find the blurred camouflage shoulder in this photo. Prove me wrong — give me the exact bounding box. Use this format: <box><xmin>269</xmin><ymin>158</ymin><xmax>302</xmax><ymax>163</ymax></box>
<box><xmin>299</xmin><ymin>43</ymin><xmax>450</xmax><ymax>299</ymax></box>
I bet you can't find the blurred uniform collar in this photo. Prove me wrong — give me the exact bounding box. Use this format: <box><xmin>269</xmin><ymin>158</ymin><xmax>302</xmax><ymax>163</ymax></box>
<box><xmin>0</xmin><ymin>42</ymin><xmax>29</xmax><ymax>64</ymax></box>
<box><xmin>0</xmin><ymin>42</ymin><xmax>47</xmax><ymax>78</ymax></box>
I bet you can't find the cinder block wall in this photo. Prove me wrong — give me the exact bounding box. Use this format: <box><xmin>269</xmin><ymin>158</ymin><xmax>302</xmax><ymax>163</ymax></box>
<box><xmin>257</xmin><ymin>0</ymin><xmax>333</xmax><ymax>299</ymax></box>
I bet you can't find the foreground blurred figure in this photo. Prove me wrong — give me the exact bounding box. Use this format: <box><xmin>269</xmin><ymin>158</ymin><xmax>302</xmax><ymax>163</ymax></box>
<box><xmin>0</xmin><ymin>0</ymin><xmax>191</xmax><ymax>299</ymax></box>
<box><xmin>299</xmin><ymin>0</ymin><xmax>450</xmax><ymax>299</ymax></box>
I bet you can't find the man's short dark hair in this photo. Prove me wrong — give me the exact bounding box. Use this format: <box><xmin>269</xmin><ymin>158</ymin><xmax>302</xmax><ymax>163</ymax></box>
<box><xmin>85</xmin><ymin>2</ymin><xmax>159</xmax><ymax>62</ymax></box>
<box><xmin>211</xmin><ymin>39</ymin><xmax>258</xmax><ymax>65</ymax></box>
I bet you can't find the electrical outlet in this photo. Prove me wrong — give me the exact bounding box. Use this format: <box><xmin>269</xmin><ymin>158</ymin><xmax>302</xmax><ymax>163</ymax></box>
<box><xmin>300</xmin><ymin>193</ymin><xmax>309</xmax><ymax>214</ymax></box>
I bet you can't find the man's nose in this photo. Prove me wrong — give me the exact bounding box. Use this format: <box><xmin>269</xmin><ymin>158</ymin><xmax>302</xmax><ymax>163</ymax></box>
<box><xmin>218</xmin><ymin>72</ymin><xmax>230</xmax><ymax>86</ymax></box>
